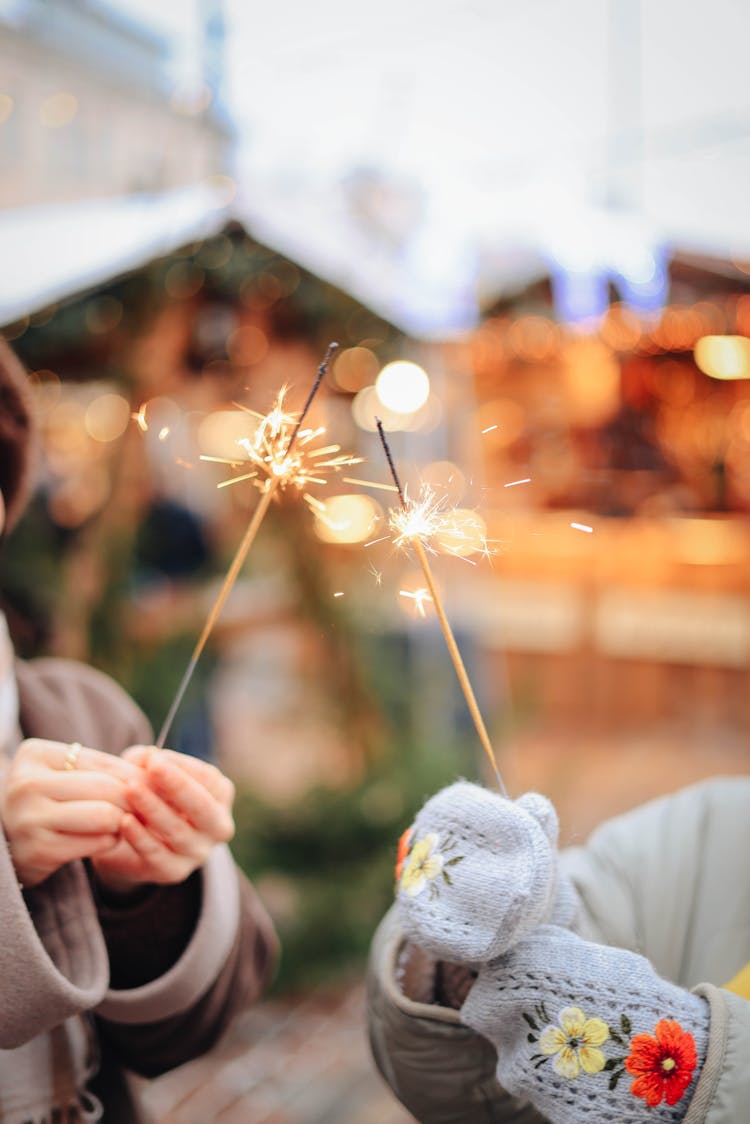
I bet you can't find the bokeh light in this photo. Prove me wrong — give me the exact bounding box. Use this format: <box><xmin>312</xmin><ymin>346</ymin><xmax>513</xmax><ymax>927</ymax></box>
<box><xmin>562</xmin><ymin>337</ymin><xmax>620</xmax><ymax>425</ymax></box>
<box><xmin>375</xmin><ymin>360</ymin><xmax>430</xmax><ymax>414</ymax></box>
<box><xmin>164</xmin><ymin>262</ymin><xmax>205</xmax><ymax>299</ymax></box>
<box><xmin>332</xmin><ymin>346</ymin><xmax>379</xmax><ymax>393</ymax></box>
<box><xmin>312</xmin><ymin>493</ymin><xmax>382</xmax><ymax>544</ymax></box>
<box><xmin>28</xmin><ymin>369</ymin><xmax>62</xmax><ymax>413</ymax></box>
<box><xmin>48</xmin><ymin>473</ymin><xmax>110</xmax><ymax>528</ymax></box>
<box><xmin>694</xmin><ymin>335</ymin><xmax>750</xmax><ymax>380</ymax></box>
<box><xmin>351</xmin><ymin>385</ymin><xmax>403</xmax><ymax>432</ymax></box>
<box><xmin>197</xmin><ymin>409</ymin><xmax>255</xmax><ymax>460</ymax></box>
<box><xmin>433</xmin><ymin>509</ymin><xmax>488</xmax><ymax>558</ymax></box>
<box><xmin>39</xmin><ymin>92</ymin><xmax>78</xmax><ymax>128</ymax></box>
<box><xmin>85</xmin><ymin>393</ymin><xmax>131</xmax><ymax>443</ymax></box>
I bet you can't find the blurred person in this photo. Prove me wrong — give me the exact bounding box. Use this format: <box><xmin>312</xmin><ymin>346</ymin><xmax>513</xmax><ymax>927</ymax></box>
<box><xmin>368</xmin><ymin>776</ymin><xmax>750</xmax><ymax>1121</ymax></box>
<box><xmin>0</xmin><ymin>339</ymin><xmax>278</xmax><ymax>1123</ymax></box>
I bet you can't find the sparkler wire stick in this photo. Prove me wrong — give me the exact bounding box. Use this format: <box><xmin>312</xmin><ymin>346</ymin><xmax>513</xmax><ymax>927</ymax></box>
<box><xmin>155</xmin><ymin>344</ymin><xmax>338</xmax><ymax>749</ymax></box>
<box><xmin>375</xmin><ymin>420</ymin><xmax>508</xmax><ymax>796</ymax></box>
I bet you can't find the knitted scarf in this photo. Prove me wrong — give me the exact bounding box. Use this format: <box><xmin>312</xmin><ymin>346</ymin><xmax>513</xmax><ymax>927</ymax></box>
<box><xmin>0</xmin><ymin>613</ymin><xmax>103</xmax><ymax>1123</ymax></box>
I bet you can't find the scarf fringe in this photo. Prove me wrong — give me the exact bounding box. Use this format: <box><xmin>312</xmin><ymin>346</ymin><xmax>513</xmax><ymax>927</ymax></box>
<box><xmin>11</xmin><ymin>1087</ymin><xmax>103</xmax><ymax>1124</ymax></box>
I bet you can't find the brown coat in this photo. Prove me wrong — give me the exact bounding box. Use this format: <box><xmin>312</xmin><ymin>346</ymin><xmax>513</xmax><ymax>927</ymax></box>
<box><xmin>0</xmin><ymin>656</ymin><xmax>279</xmax><ymax>1123</ymax></box>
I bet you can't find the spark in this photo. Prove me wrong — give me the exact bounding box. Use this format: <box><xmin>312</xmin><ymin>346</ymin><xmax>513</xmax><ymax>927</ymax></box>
<box><xmin>481</xmin><ymin>424</ymin><xmax>498</xmax><ymax>434</ymax></box>
<box><xmin>387</xmin><ymin>484</ymin><xmax>495</xmax><ymax>561</ymax></box>
<box><xmin>131</xmin><ymin>405</ymin><xmax>148</xmax><ymax>432</ymax></box>
<box><xmin>389</xmin><ymin>485</ymin><xmax>451</xmax><ymax>551</ymax></box>
<box><xmin>158</xmin><ymin>426</ymin><xmax>170</xmax><ymax>441</ymax></box>
<box><xmin>367</xmin><ymin>562</ymin><xmax>383</xmax><ymax>586</ymax></box>
<box><xmin>343</xmin><ymin>476</ymin><xmax>400</xmax><ymax>493</ymax></box>
<box><xmin>400</xmin><ymin>587</ymin><xmax>433</xmax><ymax>617</ymax></box>
<box><xmin>504</xmin><ymin>477</ymin><xmax>531</xmax><ymax>488</ymax></box>
<box><xmin>571</xmin><ymin>522</ymin><xmax>594</xmax><ymax>533</ymax></box>
<box><xmin>201</xmin><ymin>386</ymin><xmax>362</xmax><ymax>511</ymax></box>
<box><xmin>333</xmin><ymin>591</ymin><xmax>345</xmax><ymax>598</ymax></box>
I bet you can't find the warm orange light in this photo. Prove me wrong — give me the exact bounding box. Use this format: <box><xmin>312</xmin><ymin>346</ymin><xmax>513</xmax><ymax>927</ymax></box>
<box><xmin>312</xmin><ymin>493</ymin><xmax>382</xmax><ymax>544</ymax></box>
<box><xmin>198</xmin><ymin>409</ymin><xmax>257</xmax><ymax>460</ymax></box>
<box><xmin>694</xmin><ymin>336</ymin><xmax>750</xmax><ymax>380</ymax></box>
<box><xmin>85</xmin><ymin>394</ymin><xmax>131</xmax><ymax>443</ymax></box>
<box><xmin>375</xmin><ymin>361</ymin><xmax>430</xmax><ymax>414</ymax></box>
<box><xmin>332</xmin><ymin>347</ymin><xmax>379</xmax><ymax>392</ymax></box>
<box><xmin>433</xmin><ymin>509</ymin><xmax>488</xmax><ymax>558</ymax></box>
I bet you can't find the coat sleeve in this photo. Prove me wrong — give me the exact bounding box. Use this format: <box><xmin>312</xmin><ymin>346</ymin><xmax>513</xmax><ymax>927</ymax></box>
<box><xmin>94</xmin><ymin>844</ymin><xmax>278</xmax><ymax>1077</ymax></box>
<box><xmin>367</xmin><ymin>904</ymin><xmax>548</xmax><ymax>1124</ymax></box>
<box><xmin>0</xmin><ymin>827</ymin><xmax>110</xmax><ymax>1048</ymax></box>
<box><xmin>558</xmin><ymin>779</ymin><xmax>750</xmax><ymax>1124</ymax></box>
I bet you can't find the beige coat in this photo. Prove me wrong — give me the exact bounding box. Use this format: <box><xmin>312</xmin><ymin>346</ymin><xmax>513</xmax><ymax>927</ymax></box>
<box><xmin>1</xmin><ymin>656</ymin><xmax>278</xmax><ymax>1123</ymax></box>
<box><xmin>368</xmin><ymin>777</ymin><xmax>750</xmax><ymax>1123</ymax></box>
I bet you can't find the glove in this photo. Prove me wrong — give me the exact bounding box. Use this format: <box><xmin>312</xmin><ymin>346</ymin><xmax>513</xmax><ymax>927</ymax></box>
<box><xmin>395</xmin><ymin>781</ymin><xmax>577</xmax><ymax>965</ymax></box>
<box><xmin>461</xmin><ymin>925</ymin><xmax>709</xmax><ymax>1122</ymax></box>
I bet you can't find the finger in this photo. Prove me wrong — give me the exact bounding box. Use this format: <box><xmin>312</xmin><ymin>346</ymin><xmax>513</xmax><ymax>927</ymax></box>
<box><xmin>146</xmin><ymin>757</ymin><xmax>234</xmax><ymax>841</ymax></box>
<box><xmin>150</xmin><ymin>750</ymin><xmax>235</xmax><ymax>807</ymax></box>
<box><xmin>17</xmin><ymin>831</ymin><xmax>120</xmax><ymax>884</ymax></box>
<box><xmin>52</xmin><ymin>832</ymin><xmax>121</xmax><ymax>864</ymax></box>
<box><xmin>121</xmin><ymin>745</ymin><xmax>153</xmax><ymax>769</ymax></box>
<box><xmin>19</xmin><ymin>739</ymin><xmax>141</xmax><ymax>783</ymax></box>
<box><xmin>118</xmin><ymin>813</ymin><xmax>194</xmax><ymax>882</ymax></box>
<box><xmin>126</xmin><ymin>780</ymin><xmax>211</xmax><ymax>857</ymax></box>
<box><xmin>41</xmin><ymin>772</ymin><xmax>131</xmax><ymax>810</ymax></box>
<box><xmin>47</xmin><ymin>800</ymin><xmax>124</xmax><ymax>836</ymax></box>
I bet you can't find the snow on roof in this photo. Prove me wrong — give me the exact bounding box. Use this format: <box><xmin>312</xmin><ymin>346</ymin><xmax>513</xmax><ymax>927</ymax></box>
<box><xmin>0</xmin><ymin>184</ymin><xmax>230</xmax><ymax>326</ymax></box>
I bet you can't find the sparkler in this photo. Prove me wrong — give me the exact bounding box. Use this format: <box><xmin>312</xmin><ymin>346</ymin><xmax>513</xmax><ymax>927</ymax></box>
<box><xmin>375</xmin><ymin>420</ymin><xmax>508</xmax><ymax>796</ymax></box>
<box><xmin>155</xmin><ymin>342</ymin><xmax>357</xmax><ymax>748</ymax></box>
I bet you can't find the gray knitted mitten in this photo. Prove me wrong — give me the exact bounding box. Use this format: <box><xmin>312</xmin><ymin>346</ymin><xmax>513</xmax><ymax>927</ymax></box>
<box><xmin>461</xmin><ymin>925</ymin><xmax>709</xmax><ymax>1123</ymax></box>
<box><xmin>395</xmin><ymin>782</ymin><xmax>576</xmax><ymax>964</ymax></box>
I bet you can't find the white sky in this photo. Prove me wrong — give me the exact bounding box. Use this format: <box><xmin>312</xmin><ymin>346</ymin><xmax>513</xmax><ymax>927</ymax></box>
<box><xmin>73</xmin><ymin>1</ymin><xmax>750</xmax><ymax>330</ymax></box>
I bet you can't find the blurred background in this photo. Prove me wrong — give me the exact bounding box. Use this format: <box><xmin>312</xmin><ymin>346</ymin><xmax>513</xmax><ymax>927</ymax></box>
<box><xmin>3</xmin><ymin>0</ymin><xmax>750</xmax><ymax>1119</ymax></box>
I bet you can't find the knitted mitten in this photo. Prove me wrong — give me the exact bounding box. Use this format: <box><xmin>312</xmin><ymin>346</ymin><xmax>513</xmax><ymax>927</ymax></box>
<box><xmin>395</xmin><ymin>782</ymin><xmax>576</xmax><ymax>964</ymax></box>
<box><xmin>461</xmin><ymin>925</ymin><xmax>709</xmax><ymax>1123</ymax></box>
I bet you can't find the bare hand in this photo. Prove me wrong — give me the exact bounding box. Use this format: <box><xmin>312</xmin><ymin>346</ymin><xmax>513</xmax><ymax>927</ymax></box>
<box><xmin>1</xmin><ymin>739</ymin><xmax>137</xmax><ymax>888</ymax></box>
<box><xmin>91</xmin><ymin>747</ymin><xmax>235</xmax><ymax>893</ymax></box>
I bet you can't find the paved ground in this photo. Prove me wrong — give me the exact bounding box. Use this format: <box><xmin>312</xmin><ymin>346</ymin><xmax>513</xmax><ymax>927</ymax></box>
<box><xmin>141</xmin><ymin>982</ymin><xmax>414</xmax><ymax>1124</ymax></box>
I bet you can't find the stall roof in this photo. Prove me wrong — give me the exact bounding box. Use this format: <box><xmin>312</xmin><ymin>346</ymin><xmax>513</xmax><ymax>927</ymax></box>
<box><xmin>0</xmin><ymin>184</ymin><xmax>230</xmax><ymax>327</ymax></box>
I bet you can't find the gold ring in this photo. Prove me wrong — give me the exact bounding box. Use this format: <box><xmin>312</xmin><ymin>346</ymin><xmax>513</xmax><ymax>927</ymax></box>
<box><xmin>64</xmin><ymin>742</ymin><xmax>82</xmax><ymax>771</ymax></box>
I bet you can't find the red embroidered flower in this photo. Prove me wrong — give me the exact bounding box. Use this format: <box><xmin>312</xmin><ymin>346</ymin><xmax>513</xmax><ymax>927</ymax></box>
<box><xmin>395</xmin><ymin>827</ymin><xmax>414</xmax><ymax>882</ymax></box>
<box><xmin>625</xmin><ymin>1019</ymin><xmax>697</xmax><ymax>1107</ymax></box>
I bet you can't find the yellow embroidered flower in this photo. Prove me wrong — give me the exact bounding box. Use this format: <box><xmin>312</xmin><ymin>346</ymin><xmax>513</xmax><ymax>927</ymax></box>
<box><xmin>539</xmin><ymin>1006</ymin><xmax>610</xmax><ymax>1078</ymax></box>
<box><xmin>399</xmin><ymin>832</ymin><xmax>444</xmax><ymax>897</ymax></box>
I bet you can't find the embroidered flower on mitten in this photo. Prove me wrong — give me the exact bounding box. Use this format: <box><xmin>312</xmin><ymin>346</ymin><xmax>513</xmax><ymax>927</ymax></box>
<box><xmin>532</xmin><ymin>1004</ymin><xmax>610</xmax><ymax>1077</ymax></box>
<box><xmin>396</xmin><ymin>830</ymin><xmax>464</xmax><ymax>899</ymax></box>
<box><xmin>462</xmin><ymin>926</ymin><xmax>709</xmax><ymax>1123</ymax></box>
<box><xmin>524</xmin><ymin>1004</ymin><xmax>698</xmax><ymax>1108</ymax></box>
<box><xmin>625</xmin><ymin>1019</ymin><xmax>698</xmax><ymax>1107</ymax></box>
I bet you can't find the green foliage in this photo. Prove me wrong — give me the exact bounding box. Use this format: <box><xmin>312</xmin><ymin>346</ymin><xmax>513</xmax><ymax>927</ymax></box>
<box><xmin>230</xmin><ymin>737</ymin><xmax>477</xmax><ymax>993</ymax></box>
